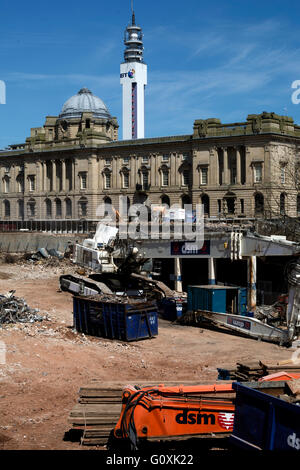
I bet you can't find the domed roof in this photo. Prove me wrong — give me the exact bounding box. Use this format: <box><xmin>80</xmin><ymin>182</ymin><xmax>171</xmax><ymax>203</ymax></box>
<box><xmin>59</xmin><ymin>88</ymin><xmax>111</xmax><ymax>120</ymax></box>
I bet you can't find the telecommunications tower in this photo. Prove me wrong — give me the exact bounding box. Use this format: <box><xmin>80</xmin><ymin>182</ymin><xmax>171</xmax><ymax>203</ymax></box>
<box><xmin>120</xmin><ymin>3</ymin><xmax>147</xmax><ymax>139</ymax></box>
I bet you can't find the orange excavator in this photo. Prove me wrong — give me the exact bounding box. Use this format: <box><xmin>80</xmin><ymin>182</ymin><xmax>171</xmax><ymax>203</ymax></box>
<box><xmin>112</xmin><ymin>383</ymin><xmax>235</xmax><ymax>450</ymax></box>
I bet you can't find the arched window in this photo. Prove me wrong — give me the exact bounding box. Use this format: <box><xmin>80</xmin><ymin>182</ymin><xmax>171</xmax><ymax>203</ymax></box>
<box><xmin>16</xmin><ymin>174</ymin><xmax>24</xmax><ymax>193</ymax></box>
<box><xmin>255</xmin><ymin>192</ymin><xmax>264</xmax><ymax>215</ymax></box>
<box><xmin>55</xmin><ymin>198</ymin><xmax>62</xmax><ymax>217</ymax></box>
<box><xmin>45</xmin><ymin>199</ymin><xmax>52</xmax><ymax>218</ymax></box>
<box><xmin>201</xmin><ymin>194</ymin><xmax>210</xmax><ymax>216</ymax></box>
<box><xmin>104</xmin><ymin>197</ymin><xmax>112</xmax><ymax>217</ymax></box>
<box><xmin>181</xmin><ymin>194</ymin><xmax>191</xmax><ymax>209</ymax></box>
<box><xmin>65</xmin><ymin>198</ymin><xmax>72</xmax><ymax>218</ymax></box>
<box><xmin>161</xmin><ymin>195</ymin><xmax>170</xmax><ymax>207</ymax></box>
<box><xmin>3</xmin><ymin>200</ymin><xmax>10</xmax><ymax>217</ymax></box>
<box><xmin>280</xmin><ymin>193</ymin><xmax>286</xmax><ymax>215</ymax></box>
<box><xmin>27</xmin><ymin>198</ymin><xmax>36</xmax><ymax>218</ymax></box>
<box><xmin>3</xmin><ymin>175</ymin><xmax>10</xmax><ymax>193</ymax></box>
<box><xmin>78</xmin><ymin>197</ymin><xmax>88</xmax><ymax>218</ymax></box>
<box><xmin>103</xmin><ymin>169</ymin><xmax>111</xmax><ymax>189</ymax></box>
<box><xmin>18</xmin><ymin>199</ymin><xmax>24</xmax><ymax>218</ymax></box>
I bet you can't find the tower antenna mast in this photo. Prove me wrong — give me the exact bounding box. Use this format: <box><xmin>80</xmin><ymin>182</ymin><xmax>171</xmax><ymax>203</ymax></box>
<box><xmin>131</xmin><ymin>0</ymin><xmax>135</xmax><ymax>25</ymax></box>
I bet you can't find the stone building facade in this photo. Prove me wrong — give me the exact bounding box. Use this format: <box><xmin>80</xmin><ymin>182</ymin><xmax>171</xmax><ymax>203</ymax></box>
<box><xmin>1</xmin><ymin>88</ymin><xmax>300</xmax><ymax>231</ymax></box>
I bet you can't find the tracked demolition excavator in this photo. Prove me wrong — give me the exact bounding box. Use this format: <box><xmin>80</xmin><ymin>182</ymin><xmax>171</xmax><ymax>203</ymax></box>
<box><xmin>59</xmin><ymin>223</ymin><xmax>180</xmax><ymax>302</ymax></box>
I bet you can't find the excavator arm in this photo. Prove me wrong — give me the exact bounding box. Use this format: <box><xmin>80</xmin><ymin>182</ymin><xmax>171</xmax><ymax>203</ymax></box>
<box><xmin>113</xmin><ymin>384</ymin><xmax>235</xmax><ymax>450</ymax></box>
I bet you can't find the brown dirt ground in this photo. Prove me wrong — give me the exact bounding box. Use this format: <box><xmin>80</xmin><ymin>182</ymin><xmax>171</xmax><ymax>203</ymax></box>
<box><xmin>0</xmin><ymin>261</ymin><xmax>295</xmax><ymax>450</ymax></box>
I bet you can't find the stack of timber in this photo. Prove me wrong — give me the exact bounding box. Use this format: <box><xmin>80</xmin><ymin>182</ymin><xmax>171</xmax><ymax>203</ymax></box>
<box><xmin>67</xmin><ymin>383</ymin><xmax>123</xmax><ymax>446</ymax></box>
<box><xmin>218</xmin><ymin>361</ymin><xmax>300</xmax><ymax>381</ymax></box>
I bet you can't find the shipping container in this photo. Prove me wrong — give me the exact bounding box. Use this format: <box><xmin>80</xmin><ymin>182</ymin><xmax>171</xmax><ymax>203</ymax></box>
<box><xmin>187</xmin><ymin>285</ymin><xmax>247</xmax><ymax>315</ymax></box>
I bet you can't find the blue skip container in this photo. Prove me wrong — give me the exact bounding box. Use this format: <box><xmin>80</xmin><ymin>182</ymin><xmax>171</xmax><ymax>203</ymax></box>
<box><xmin>231</xmin><ymin>381</ymin><xmax>300</xmax><ymax>451</ymax></box>
<box><xmin>159</xmin><ymin>297</ymin><xmax>187</xmax><ymax>321</ymax></box>
<box><xmin>73</xmin><ymin>295</ymin><xmax>158</xmax><ymax>342</ymax></box>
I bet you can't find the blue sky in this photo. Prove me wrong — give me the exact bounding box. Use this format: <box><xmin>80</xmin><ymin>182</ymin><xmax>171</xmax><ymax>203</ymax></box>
<box><xmin>1</xmin><ymin>0</ymin><xmax>300</xmax><ymax>147</ymax></box>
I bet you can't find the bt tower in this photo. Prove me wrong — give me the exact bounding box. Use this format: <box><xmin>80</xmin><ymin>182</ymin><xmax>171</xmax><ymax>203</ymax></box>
<box><xmin>120</xmin><ymin>8</ymin><xmax>147</xmax><ymax>140</ymax></box>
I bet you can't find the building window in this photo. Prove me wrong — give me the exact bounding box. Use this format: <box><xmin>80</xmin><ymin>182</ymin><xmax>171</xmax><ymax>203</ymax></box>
<box><xmin>280</xmin><ymin>193</ymin><xmax>286</xmax><ymax>215</ymax></box>
<box><xmin>105</xmin><ymin>158</ymin><xmax>112</xmax><ymax>165</ymax></box>
<box><xmin>46</xmin><ymin>199</ymin><xmax>52</xmax><ymax>218</ymax></box>
<box><xmin>80</xmin><ymin>173</ymin><xmax>87</xmax><ymax>190</ymax></box>
<box><xmin>201</xmin><ymin>194</ymin><xmax>210</xmax><ymax>216</ymax></box>
<box><xmin>28</xmin><ymin>175</ymin><xmax>36</xmax><ymax>192</ymax></box>
<box><xmin>240</xmin><ymin>199</ymin><xmax>244</xmax><ymax>214</ymax></box>
<box><xmin>18</xmin><ymin>200</ymin><xmax>24</xmax><ymax>218</ymax></box>
<box><xmin>162</xmin><ymin>170</ymin><xmax>169</xmax><ymax>187</ymax></box>
<box><xmin>142</xmin><ymin>155</ymin><xmax>149</xmax><ymax>163</ymax></box>
<box><xmin>123</xmin><ymin>172</ymin><xmax>129</xmax><ymax>189</ymax></box>
<box><xmin>182</xmin><ymin>170</ymin><xmax>190</xmax><ymax>186</ymax></box>
<box><xmin>281</xmin><ymin>167</ymin><xmax>286</xmax><ymax>184</ymax></box>
<box><xmin>182</xmin><ymin>153</ymin><xmax>189</xmax><ymax>161</ymax></box>
<box><xmin>123</xmin><ymin>156</ymin><xmax>130</xmax><ymax>164</ymax></box>
<box><xmin>200</xmin><ymin>167</ymin><xmax>208</xmax><ymax>185</ymax></box>
<box><xmin>255</xmin><ymin>193</ymin><xmax>264</xmax><ymax>215</ymax></box>
<box><xmin>85</xmin><ymin>119</ymin><xmax>91</xmax><ymax>129</ymax></box>
<box><xmin>17</xmin><ymin>175</ymin><xmax>24</xmax><ymax>193</ymax></box>
<box><xmin>65</xmin><ymin>198</ymin><xmax>72</xmax><ymax>217</ymax></box>
<box><xmin>162</xmin><ymin>154</ymin><xmax>169</xmax><ymax>162</ymax></box>
<box><xmin>3</xmin><ymin>175</ymin><xmax>10</xmax><ymax>193</ymax></box>
<box><xmin>27</xmin><ymin>199</ymin><xmax>35</xmax><ymax>218</ymax></box>
<box><xmin>56</xmin><ymin>199</ymin><xmax>62</xmax><ymax>217</ymax></box>
<box><xmin>104</xmin><ymin>172</ymin><xmax>111</xmax><ymax>189</ymax></box>
<box><xmin>79</xmin><ymin>199</ymin><xmax>88</xmax><ymax>217</ymax></box>
<box><xmin>297</xmin><ymin>195</ymin><xmax>300</xmax><ymax>216</ymax></box>
<box><xmin>4</xmin><ymin>200</ymin><xmax>10</xmax><ymax>217</ymax></box>
<box><xmin>142</xmin><ymin>170</ymin><xmax>149</xmax><ymax>187</ymax></box>
<box><xmin>254</xmin><ymin>164</ymin><xmax>262</xmax><ymax>183</ymax></box>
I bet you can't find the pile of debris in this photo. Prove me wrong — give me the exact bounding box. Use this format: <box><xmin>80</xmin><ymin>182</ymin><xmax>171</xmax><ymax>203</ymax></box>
<box><xmin>25</xmin><ymin>247</ymin><xmax>65</xmax><ymax>263</ymax></box>
<box><xmin>0</xmin><ymin>290</ymin><xmax>47</xmax><ymax>325</ymax></box>
<box><xmin>217</xmin><ymin>360</ymin><xmax>300</xmax><ymax>381</ymax></box>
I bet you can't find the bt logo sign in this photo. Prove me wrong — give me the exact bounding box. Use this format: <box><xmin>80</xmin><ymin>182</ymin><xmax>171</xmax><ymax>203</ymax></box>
<box><xmin>120</xmin><ymin>69</ymin><xmax>135</xmax><ymax>79</ymax></box>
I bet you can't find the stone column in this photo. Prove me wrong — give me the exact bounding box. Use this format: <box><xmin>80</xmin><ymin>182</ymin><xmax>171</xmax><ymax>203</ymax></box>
<box><xmin>73</xmin><ymin>159</ymin><xmax>76</xmax><ymax>191</ymax></box>
<box><xmin>236</xmin><ymin>148</ymin><xmax>241</xmax><ymax>185</ymax></box>
<box><xmin>245</xmin><ymin>147</ymin><xmax>251</xmax><ymax>184</ymax></box>
<box><xmin>62</xmin><ymin>160</ymin><xmax>66</xmax><ymax>192</ymax></box>
<box><xmin>43</xmin><ymin>162</ymin><xmax>47</xmax><ymax>191</ymax></box>
<box><xmin>52</xmin><ymin>161</ymin><xmax>56</xmax><ymax>192</ymax></box>
<box><xmin>223</xmin><ymin>148</ymin><xmax>229</xmax><ymax>184</ymax></box>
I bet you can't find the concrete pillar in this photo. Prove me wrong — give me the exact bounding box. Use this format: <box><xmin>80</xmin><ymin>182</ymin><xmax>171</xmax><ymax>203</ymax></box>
<box><xmin>236</xmin><ymin>147</ymin><xmax>241</xmax><ymax>185</ymax></box>
<box><xmin>174</xmin><ymin>257</ymin><xmax>182</xmax><ymax>293</ymax></box>
<box><xmin>247</xmin><ymin>256</ymin><xmax>257</xmax><ymax>312</ymax></box>
<box><xmin>208</xmin><ymin>257</ymin><xmax>217</xmax><ymax>285</ymax></box>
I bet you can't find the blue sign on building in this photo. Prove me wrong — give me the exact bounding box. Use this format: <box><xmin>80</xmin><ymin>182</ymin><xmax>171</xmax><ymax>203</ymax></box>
<box><xmin>170</xmin><ymin>240</ymin><xmax>210</xmax><ymax>256</ymax></box>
